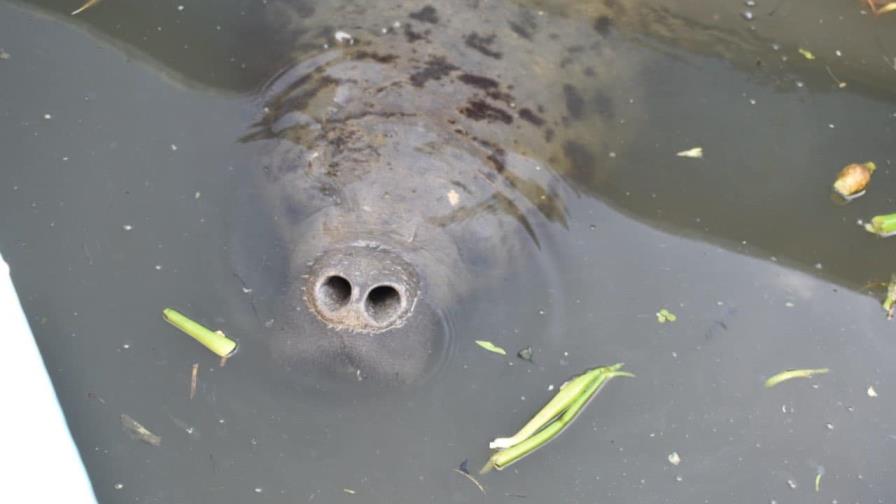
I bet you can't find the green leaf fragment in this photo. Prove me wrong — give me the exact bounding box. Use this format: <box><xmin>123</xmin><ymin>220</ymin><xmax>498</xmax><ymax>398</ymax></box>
<box><xmin>475</xmin><ymin>340</ymin><xmax>507</xmax><ymax>355</ymax></box>
<box><xmin>764</xmin><ymin>368</ymin><xmax>829</xmax><ymax>388</ymax></box>
<box><xmin>864</xmin><ymin>213</ymin><xmax>896</xmax><ymax>237</ymax></box>
<box><xmin>656</xmin><ymin>308</ymin><xmax>677</xmax><ymax>323</ymax></box>
<box><xmin>815</xmin><ymin>472</ymin><xmax>822</xmax><ymax>493</ymax></box>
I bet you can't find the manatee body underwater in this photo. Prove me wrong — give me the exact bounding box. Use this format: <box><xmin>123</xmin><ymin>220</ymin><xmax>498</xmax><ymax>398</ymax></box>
<box><xmin>232</xmin><ymin>1</ymin><xmax>640</xmax><ymax>384</ymax></box>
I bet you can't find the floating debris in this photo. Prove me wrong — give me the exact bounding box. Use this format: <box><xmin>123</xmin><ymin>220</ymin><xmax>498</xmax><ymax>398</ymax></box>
<box><xmin>481</xmin><ymin>363</ymin><xmax>634</xmax><ymax>473</ymax></box>
<box><xmin>454</xmin><ymin>460</ymin><xmax>486</xmax><ymax>495</ymax></box>
<box><xmin>884</xmin><ymin>274</ymin><xmax>896</xmax><ymax>320</ymax></box>
<box><xmin>189</xmin><ymin>363</ymin><xmax>199</xmax><ymax>400</ymax></box>
<box><xmin>656</xmin><ymin>308</ymin><xmax>677</xmax><ymax>323</ymax></box>
<box><xmin>786</xmin><ymin>478</ymin><xmax>798</xmax><ymax>490</ymax></box>
<box><xmin>121</xmin><ymin>414</ymin><xmax>161</xmax><ymax>446</ymax></box>
<box><xmin>798</xmin><ymin>48</ymin><xmax>815</xmax><ymax>60</ymax></box>
<box><xmin>764</xmin><ymin>368</ymin><xmax>829</xmax><ymax>388</ymax></box>
<box><xmin>868</xmin><ymin>0</ymin><xmax>896</xmax><ymax>15</ymax></box>
<box><xmin>815</xmin><ymin>467</ymin><xmax>825</xmax><ymax>492</ymax></box>
<box><xmin>162</xmin><ymin>308</ymin><xmax>238</xmax><ymax>358</ymax></box>
<box><xmin>517</xmin><ymin>346</ymin><xmax>534</xmax><ymax>363</ymax></box>
<box><xmin>343</xmin><ymin>488</ymin><xmax>356</xmax><ymax>495</ymax></box>
<box><xmin>867</xmin><ymin>385</ymin><xmax>878</xmax><ymax>398</ymax></box>
<box><xmin>475</xmin><ymin>340</ymin><xmax>507</xmax><ymax>356</ymax></box>
<box><xmin>334</xmin><ymin>31</ymin><xmax>355</xmax><ymax>45</ymax></box>
<box><xmin>0</xmin><ymin>49</ymin><xmax>10</xmax><ymax>60</ymax></box>
<box><xmin>169</xmin><ymin>415</ymin><xmax>199</xmax><ymax>440</ymax></box>
<box><xmin>825</xmin><ymin>66</ymin><xmax>847</xmax><ymax>88</ymax></box>
<box><xmin>832</xmin><ymin>162</ymin><xmax>875</xmax><ymax>200</ymax></box>
<box><xmin>668</xmin><ymin>451</ymin><xmax>681</xmax><ymax>466</ymax></box>
<box><xmin>676</xmin><ymin>147</ymin><xmax>703</xmax><ymax>159</ymax></box>
<box><xmin>863</xmin><ymin>213</ymin><xmax>896</xmax><ymax>237</ymax></box>
<box><xmin>71</xmin><ymin>0</ymin><xmax>103</xmax><ymax>15</ymax></box>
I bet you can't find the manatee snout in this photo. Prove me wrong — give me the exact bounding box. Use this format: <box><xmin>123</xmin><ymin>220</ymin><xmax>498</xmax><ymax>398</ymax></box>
<box><xmin>305</xmin><ymin>245</ymin><xmax>419</xmax><ymax>333</ymax></box>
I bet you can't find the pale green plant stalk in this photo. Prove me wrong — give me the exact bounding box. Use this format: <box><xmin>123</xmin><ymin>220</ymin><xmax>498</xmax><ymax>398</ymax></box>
<box><xmin>163</xmin><ymin>308</ymin><xmax>237</xmax><ymax>358</ymax></box>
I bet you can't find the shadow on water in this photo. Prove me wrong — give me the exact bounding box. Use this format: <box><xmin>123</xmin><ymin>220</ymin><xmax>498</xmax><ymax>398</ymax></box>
<box><xmin>1</xmin><ymin>0</ymin><xmax>895</xmax><ymax>502</ymax></box>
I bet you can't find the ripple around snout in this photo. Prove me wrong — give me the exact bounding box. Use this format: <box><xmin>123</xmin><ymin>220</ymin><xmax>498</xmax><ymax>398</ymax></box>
<box><xmin>416</xmin><ymin>304</ymin><xmax>458</xmax><ymax>385</ymax></box>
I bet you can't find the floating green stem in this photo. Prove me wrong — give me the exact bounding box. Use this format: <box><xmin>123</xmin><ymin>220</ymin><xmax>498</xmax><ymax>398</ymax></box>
<box><xmin>481</xmin><ymin>363</ymin><xmax>633</xmax><ymax>474</ymax></box>
<box><xmin>162</xmin><ymin>308</ymin><xmax>237</xmax><ymax>357</ymax></box>
<box><xmin>763</xmin><ymin>368</ymin><xmax>829</xmax><ymax>388</ymax></box>
<box><xmin>864</xmin><ymin>213</ymin><xmax>896</xmax><ymax>237</ymax></box>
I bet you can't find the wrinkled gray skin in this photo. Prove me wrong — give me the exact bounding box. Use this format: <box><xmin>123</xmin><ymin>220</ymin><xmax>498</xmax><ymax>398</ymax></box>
<box><xmin>236</xmin><ymin>1</ymin><xmax>637</xmax><ymax>383</ymax></box>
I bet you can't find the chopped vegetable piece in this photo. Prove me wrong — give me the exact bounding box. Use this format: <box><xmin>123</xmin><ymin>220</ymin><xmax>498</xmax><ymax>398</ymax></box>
<box><xmin>676</xmin><ymin>147</ymin><xmax>703</xmax><ymax>159</ymax></box>
<box><xmin>162</xmin><ymin>308</ymin><xmax>238</xmax><ymax>358</ymax></box>
<box><xmin>121</xmin><ymin>414</ymin><xmax>161</xmax><ymax>446</ymax></box>
<box><xmin>867</xmin><ymin>385</ymin><xmax>878</xmax><ymax>397</ymax></box>
<box><xmin>764</xmin><ymin>368</ymin><xmax>829</xmax><ymax>388</ymax></box>
<box><xmin>863</xmin><ymin>213</ymin><xmax>896</xmax><ymax>237</ymax></box>
<box><xmin>343</xmin><ymin>489</ymin><xmax>356</xmax><ymax>495</ymax></box>
<box><xmin>884</xmin><ymin>274</ymin><xmax>896</xmax><ymax>320</ymax></box>
<box><xmin>475</xmin><ymin>340</ymin><xmax>507</xmax><ymax>356</ymax></box>
<box><xmin>489</xmin><ymin>366</ymin><xmax>607</xmax><ymax>450</ymax></box>
<box><xmin>481</xmin><ymin>364</ymin><xmax>634</xmax><ymax>473</ymax></box>
<box><xmin>798</xmin><ymin>48</ymin><xmax>815</xmax><ymax>60</ymax></box>
<box><xmin>832</xmin><ymin>162</ymin><xmax>875</xmax><ymax>199</ymax></box>
<box><xmin>517</xmin><ymin>346</ymin><xmax>534</xmax><ymax>362</ymax></box>
<box><xmin>656</xmin><ymin>308</ymin><xmax>677</xmax><ymax>323</ymax></box>
<box><xmin>815</xmin><ymin>473</ymin><xmax>822</xmax><ymax>492</ymax></box>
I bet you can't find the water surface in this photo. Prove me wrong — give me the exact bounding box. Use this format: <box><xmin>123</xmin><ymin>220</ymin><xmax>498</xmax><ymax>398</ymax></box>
<box><xmin>1</xmin><ymin>1</ymin><xmax>894</xmax><ymax>502</ymax></box>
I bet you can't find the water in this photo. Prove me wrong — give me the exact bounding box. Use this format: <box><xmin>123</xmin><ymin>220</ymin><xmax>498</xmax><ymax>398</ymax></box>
<box><xmin>1</xmin><ymin>0</ymin><xmax>894</xmax><ymax>502</ymax></box>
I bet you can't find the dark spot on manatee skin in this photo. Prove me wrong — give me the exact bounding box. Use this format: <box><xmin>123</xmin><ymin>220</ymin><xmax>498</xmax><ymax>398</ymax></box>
<box><xmin>352</xmin><ymin>50</ymin><xmax>398</xmax><ymax>63</ymax></box>
<box><xmin>593</xmin><ymin>90</ymin><xmax>615</xmax><ymax>119</ymax></box>
<box><xmin>464</xmin><ymin>32</ymin><xmax>502</xmax><ymax>59</ymax></box>
<box><xmin>564</xmin><ymin>140</ymin><xmax>596</xmax><ymax>174</ymax></box>
<box><xmin>507</xmin><ymin>10</ymin><xmax>537</xmax><ymax>40</ymax></box>
<box><xmin>408</xmin><ymin>5</ymin><xmax>439</xmax><ymax>24</ymax></box>
<box><xmin>473</xmin><ymin>137</ymin><xmax>507</xmax><ymax>173</ymax></box>
<box><xmin>594</xmin><ymin>15</ymin><xmax>614</xmax><ymax>36</ymax></box>
<box><xmin>544</xmin><ymin>128</ymin><xmax>555</xmax><ymax>142</ymax></box>
<box><xmin>563</xmin><ymin>84</ymin><xmax>586</xmax><ymax>121</ymax></box>
<box><xmin>409</xmin><ymin>56</ymin><xmax>458</xmax><ymax>87</ymax></box>
<box><xmin>517</xmin><ymin>108</ymin><xmax>545</xmax><ymax>126</ymax></box>
<box><xmin>459</xmin><ymin>100</ymin><xmax>513</xmax><ymax>124</ymax></box>
<box><xmin>404</xmin><ymin>23</ymin><xmax>428</xmax><ymax>43</ymax></box>
<box><xmin>457</xmin><ymin>73</ymin><xmax>499</xmax><ymax>90</ymax></box>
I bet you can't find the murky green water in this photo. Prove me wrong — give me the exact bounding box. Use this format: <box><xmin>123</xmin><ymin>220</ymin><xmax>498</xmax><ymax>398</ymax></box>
<box><xmin>1</xmin><ymin>0</ymin><xmax>894</xmax><ymax>502</ymax></box>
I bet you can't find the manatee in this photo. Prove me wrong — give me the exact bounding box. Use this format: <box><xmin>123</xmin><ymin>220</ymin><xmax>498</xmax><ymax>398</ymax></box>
<box><xmin>231</xmin><ymin>1</ymin><xmax>641</xmax><ymax>383</ymax></box>
<box><xmin>13</xmin><ymin>0</ymin><xmax>896</xmax><ymax>380</ymax></box>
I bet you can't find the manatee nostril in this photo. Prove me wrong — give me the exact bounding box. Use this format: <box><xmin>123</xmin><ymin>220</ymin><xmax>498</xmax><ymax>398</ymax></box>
<box><xmin>364</xmin><ymin>285</ymin><xmax>403</xmax><ymax>324</ymax></box>
<box><xmin>318</xmin><ymin>275</ymin><xmax>352</xmax><ymax>311</ymax></box>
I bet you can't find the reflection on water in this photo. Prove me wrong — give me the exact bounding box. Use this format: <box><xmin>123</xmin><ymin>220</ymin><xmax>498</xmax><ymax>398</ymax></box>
<box><xmin>1</xmin><ymin>0</ymin><xmax>895</xmax><ymax>502</ymax></box>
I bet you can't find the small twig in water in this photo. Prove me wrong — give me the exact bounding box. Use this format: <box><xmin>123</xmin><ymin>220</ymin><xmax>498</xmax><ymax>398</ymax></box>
<box><xmin>825</xmin><ymin>66</ymin><xmax>847</xmax><ymax>88</ymax></box>
<box><xmin>453</xmin><ymin>468</ymin><xmax>486</xmax><ymax>495</ymax></box>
